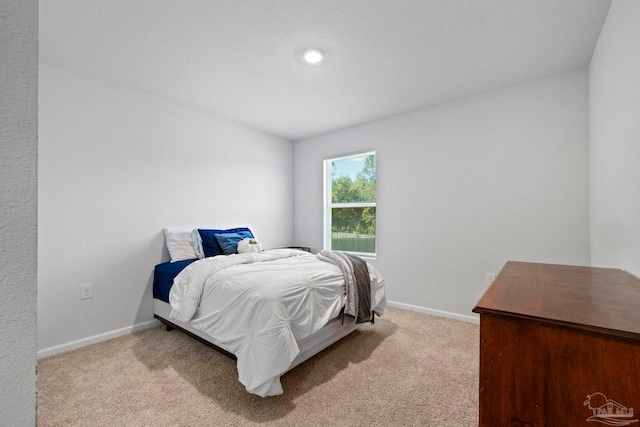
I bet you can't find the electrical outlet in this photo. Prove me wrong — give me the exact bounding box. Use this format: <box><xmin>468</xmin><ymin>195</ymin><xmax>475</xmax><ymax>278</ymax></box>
<box><xmin>80</xmin><ymin>284</ymin><xmax>93</xmax><ymax>300</ymax></box>
<box><xmin>485</xmin><ymin>273</ymin><xmax>497</xmax><ymax>287</ymax></box>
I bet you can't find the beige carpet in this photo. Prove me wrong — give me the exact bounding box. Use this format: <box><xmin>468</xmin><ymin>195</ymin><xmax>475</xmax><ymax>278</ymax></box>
<box><xmin>37</xmin><ymin>308</ymin><xmax>479</xmax><ymax>426</ymax></box>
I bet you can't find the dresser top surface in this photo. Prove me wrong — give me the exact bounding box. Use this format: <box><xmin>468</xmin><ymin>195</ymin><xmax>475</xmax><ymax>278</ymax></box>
<box><xmin>473</xmin><ymin>261</ymin><xmax>640</xmax><ymax>339</ymax></box>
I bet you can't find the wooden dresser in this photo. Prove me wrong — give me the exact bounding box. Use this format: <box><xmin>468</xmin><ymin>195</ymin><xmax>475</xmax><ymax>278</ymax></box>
<box><xmin>473</xmin><ymin>261</ymin><xmax>640</xmax><ymax>427</ymax></box>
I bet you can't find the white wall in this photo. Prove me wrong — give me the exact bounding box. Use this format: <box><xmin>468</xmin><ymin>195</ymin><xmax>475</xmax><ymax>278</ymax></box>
<box><xmin>589</xmin><ymin>0</ymin><xmax>640</xmax><ymax>278</ymax></box>
<box><xmin>294</xmin><ymin>69</ymin><xmax>591</xmax><ymax>320</ymax></box>
<box><xmin>0</xmin><ymin>0</ymin><xmax>38</xmax><ymax>424</ymax></box>
<box><xmin>38</xmin><ymin>62</ymin><xmax>294</xmax><ymax>354</ymax></box>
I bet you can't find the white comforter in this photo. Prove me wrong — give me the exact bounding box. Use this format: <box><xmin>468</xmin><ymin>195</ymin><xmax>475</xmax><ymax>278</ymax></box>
<box><xmin>169</xmin><ymin>249</ymin><xmax>386</xmax><ymax>397</ymax></box>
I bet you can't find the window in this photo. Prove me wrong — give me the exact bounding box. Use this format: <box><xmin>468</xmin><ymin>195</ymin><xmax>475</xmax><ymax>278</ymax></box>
<box><xmin>324</xmin><ymin>151</ymin><xmax>376</xmax><ymax>256</ymax></box>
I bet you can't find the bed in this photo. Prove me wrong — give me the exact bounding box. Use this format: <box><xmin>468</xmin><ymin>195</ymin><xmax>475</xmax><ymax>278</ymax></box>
<box><xmin>153</xmin><ymin>229</ymin><xmax>386</xmax><ymax>397</ymax></box>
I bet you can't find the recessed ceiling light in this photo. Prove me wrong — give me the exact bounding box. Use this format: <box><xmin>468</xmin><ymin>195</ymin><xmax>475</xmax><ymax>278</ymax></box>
<box><xmin>303</xmin><ymin>48</ymin><xmax>324</xmax><ymax>64</ymax></box>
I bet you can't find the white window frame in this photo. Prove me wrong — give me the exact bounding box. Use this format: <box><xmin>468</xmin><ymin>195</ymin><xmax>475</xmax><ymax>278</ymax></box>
<box><xmin>323</xmin><ymin>150</ymin><xmax>376</xmax><ymax>257</ymax></box>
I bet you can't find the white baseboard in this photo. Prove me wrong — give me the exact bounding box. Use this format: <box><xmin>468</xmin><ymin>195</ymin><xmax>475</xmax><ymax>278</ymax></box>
<box><xmin>37</xmin><ymin>318</ymin><xmax>161</xmax><ymax>360</ymax></box>
<box><xmin>386</xmin><ymin>300</ymin><xmax>479</xmax><ymax>324</ymax></box>
<box><xmin>38</xmin><ymin>302</ymin><xmax>477</xmax><ymax>359</ymax></box>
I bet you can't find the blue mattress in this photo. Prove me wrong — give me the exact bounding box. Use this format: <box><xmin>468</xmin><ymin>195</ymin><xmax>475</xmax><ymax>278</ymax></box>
<box><xmin>153</xmin><ymin>259</ymin><xmax>197</xmax><ymax>303</ymax></box>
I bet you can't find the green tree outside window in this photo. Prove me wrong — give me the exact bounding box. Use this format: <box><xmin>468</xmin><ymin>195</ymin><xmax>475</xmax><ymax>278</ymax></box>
<box><xmin>326</xmin><ymin>152</ymin><xmax>376</xmax><ymax>254</ymax></box>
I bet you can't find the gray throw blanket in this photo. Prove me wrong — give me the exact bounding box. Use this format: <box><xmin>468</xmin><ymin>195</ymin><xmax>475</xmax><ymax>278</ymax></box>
<box><xmin>317</xmin><ymin>250</ymin><xmax>373</xmax><ymax>324</ymax></box>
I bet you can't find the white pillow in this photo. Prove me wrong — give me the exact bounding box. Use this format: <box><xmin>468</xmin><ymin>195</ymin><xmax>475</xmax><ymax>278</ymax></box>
<box><xmin>237</xmin><ymin>238</ymin><xmax>263</xmax><ymax>254</ymax></box>
<box><xmin>163</xmin><ymin>228</ymin><xmax>198</xmax><ymax>262</ymax></box>
<box><xmin>191</xmin><ymin>229</ymin><xmax>204</xmax><ymax>259</ymax></box>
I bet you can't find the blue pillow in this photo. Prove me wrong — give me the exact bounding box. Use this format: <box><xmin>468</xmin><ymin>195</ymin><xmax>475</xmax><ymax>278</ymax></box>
<box><xmin>215</xmin><ymin>231</ymin><xmax>253</xmax><ymax>255</ymax></box>
<box><xmin>198</xmin><ymin>227</ymin><xmax>254</xmax><ymax>257</ymax></box>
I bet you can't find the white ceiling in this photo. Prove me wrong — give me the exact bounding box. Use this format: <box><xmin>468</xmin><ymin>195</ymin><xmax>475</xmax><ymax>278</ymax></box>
<box><xmin>39</xmin><ymin>0</ymin><xmax>611</xmax><ymax>141</ymax></box>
